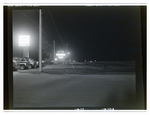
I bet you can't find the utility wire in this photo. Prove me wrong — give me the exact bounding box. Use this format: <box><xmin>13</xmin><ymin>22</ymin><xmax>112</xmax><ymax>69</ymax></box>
<box><xmin>19</xmin><ymin>10</ymin><xmax>64</xmax><ymax>51</ymax></box>
<box><xmin>18</xmin><ymin>10</ymin><xmax>48</xmax><ymax>38</ymax></box>
<box><xmin>62</xmin><ymin>30</ymin><xmax>69</xmax><ymax>44</ymax></box>
<box><xmin>18</xmin><ymin>10</ymin><xmax>39</xmax><ymax>27</ymax></box>
<box><xmin>59</xmin><ymin>23</ymin><xmax>68</xmax><ymax>44</ymax></box>
<box><xmin>48</xmin><ymin>10</ymin><xmax>65</xmax><ymax>48</ymax></box>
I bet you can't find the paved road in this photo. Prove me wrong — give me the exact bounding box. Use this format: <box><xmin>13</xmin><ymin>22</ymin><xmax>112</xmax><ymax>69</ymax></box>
<box><xmin>13</xmin><ymin>72</ymin><xmax>136</xmax><ymax>109</ymax></box>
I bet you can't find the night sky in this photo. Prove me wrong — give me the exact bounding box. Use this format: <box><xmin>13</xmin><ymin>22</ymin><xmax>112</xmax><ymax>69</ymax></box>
<box><xmin>13</xmin><ymin>6</ymin><xmax>143</xmax><ymax>61</ymax></box>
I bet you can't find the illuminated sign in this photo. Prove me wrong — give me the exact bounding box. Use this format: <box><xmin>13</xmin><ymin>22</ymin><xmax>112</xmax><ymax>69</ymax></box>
<box><xmin>18</xmin><ymin>35</ymin><xmax>30</xmax><ymax>46</ymax></box>
<box><xmin>56</xmin><ymin>53</ymin><xmax>66</xmax><ymax>56</ymax></box>
<box><xmin>58</xmin><ymin>56</ymin><xmax>64</xmax><ymax>58</ymax></box>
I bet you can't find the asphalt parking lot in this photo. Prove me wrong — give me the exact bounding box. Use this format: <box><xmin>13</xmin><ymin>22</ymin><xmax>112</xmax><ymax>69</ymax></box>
<box><xmin>13</xmin><ymin>62</ymin><xmax>137</xmax><ymax>109</ymax></box>
<box><xmin>13</xmin><ymin>72</ymin><xmax>136</xmax><ymax>109</ymax></box>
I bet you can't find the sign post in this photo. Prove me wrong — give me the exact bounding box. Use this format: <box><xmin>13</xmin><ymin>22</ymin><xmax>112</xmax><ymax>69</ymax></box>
<box><xmin>18</xmin><ymin>35</ymin><xmax>30</xmax><ymax>57</ymax></box>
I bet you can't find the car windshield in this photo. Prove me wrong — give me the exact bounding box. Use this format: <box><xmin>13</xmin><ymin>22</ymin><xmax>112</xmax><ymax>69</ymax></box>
<box><xmin>17</xmin><ymin>59</ymin><xmax>20</xmax><ymax>61</ymax></box>
<box><xmin>20</xmin><ymin>58</ymin><xmax>25</xmax><ymax>61</ymax></box>
<box><xmin>25</xmin><ymin>57</ymin><xmax>34</xmax><ymax>61</ymax></box>
<box><xmin>13</xmin><ymin>58</ymin><xmax>20</xmax><ymax>61</ymax></box>
<box><xmin>30</xmin><ymin>58</ymin><xmax>34</xmax><ymax>61</ymax></box>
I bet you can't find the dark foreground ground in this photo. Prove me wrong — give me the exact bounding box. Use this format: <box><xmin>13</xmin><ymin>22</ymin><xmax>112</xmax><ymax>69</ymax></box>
<box><xmin>13</xmin><ymin>62</ymin><xmax>137</xmax><ymax>109</ymax></box>
<box><xmin>13</xmin><ymin>74</ymin><xmax>136</xmax><ymax>109</ymax></box>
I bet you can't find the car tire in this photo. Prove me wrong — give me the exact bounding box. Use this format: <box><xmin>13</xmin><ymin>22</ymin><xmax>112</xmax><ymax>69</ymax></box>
<box><xmin>28</xmin><ymin>64</ymin><xmax>32</xmax><ymax>69</ymax></box>
<box><xmin>20</xmin><ymin>65</ymin><xmax>25</xmax><ymax>70</ymax></box>
<box><xmin>34</xmin><ymin>65</ymin><xmax>37</xmax><ymax>68</ymax></box>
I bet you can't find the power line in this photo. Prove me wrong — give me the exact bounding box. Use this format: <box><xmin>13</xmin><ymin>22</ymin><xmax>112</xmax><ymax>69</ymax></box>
<box><xmin>18</xmin><ymin>10</ymin><xmax>64</xmax><ymax>51</ymax></box>
<box><xmin>18</xmin><ymin>10</ymin><xmax>48</xmax><ymax>38</ymax></box>
<box><xmin>18</xmin><ymin>10</ymin><xmax>39</xmax><ymax>27</ymax></box>
<box><xmin>48</xmin><ymin>10</ymin><xmax>65</xmax><ymax>48</ymax></box>
<box><xmin>62</xmin><ymin>30</ymin><xmax>69</xmax><ymax>43</ymax></box>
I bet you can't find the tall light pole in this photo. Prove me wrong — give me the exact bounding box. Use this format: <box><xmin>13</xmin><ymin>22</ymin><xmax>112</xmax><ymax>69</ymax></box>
<box><xmin>53</xmin><ymin>40</ymin><xmax>55</xmax><ymax>61</ymax></box>
<box><xmin>65</xmin><ymin>44</ymin><xmax>69</xmax><ymax>63</ymax></box>
<box><xmin>39</xmin><ymin>9</ymin><xmax>42</xmax><ymax>71</ymax></box>
<box><xmin>65</xmin><ymin>44</ymin><xmax>68</xmax><ymax>55</ymax></box>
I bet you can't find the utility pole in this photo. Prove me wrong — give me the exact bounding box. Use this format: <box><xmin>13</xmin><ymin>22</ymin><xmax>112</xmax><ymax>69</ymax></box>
<box><xmin>39</xmin><ymin>9</ymin><xmax>42</xmax><ymax>71</ymax></box>
<box><xmin>65</xmin><ymin>44</ymin><xmax>68</xmax><ymax>54</ymax></box>
<box><xmin>23</xmin><ymin>46</ymin><xmax>29</xmax><ymax>57</ymax></box>
<box><xmin>65</xmin><ymin>44</ymin><xmax>69</xmax><ymax>63</ymax></box>
<box><xmin>53</xmin><ymin>40</ymin><xmax>55</xmax><ymax>61</ymax></box>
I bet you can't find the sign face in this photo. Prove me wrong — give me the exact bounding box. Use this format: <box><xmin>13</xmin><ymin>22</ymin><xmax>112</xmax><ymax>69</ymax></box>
<box><xmin>18</xmin><ymin>35</ymin><xmax>30</xmax><ymax>46</ymax></box>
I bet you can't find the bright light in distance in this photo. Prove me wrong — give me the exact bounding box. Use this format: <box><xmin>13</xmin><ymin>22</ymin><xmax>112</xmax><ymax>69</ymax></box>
<box><xmin>58</xmin><ymin>56</ymin><xmax>64</xmax><ymax>59</ymax></box>
<box><xmin>56</xmin><ymin>53</ymin><xmax>65</xmax><ymax>56</ymax></box>
<box><xmin>68</xmin><ymin>52</ymin><xmax>70</xmax><ymax>54</ymax></box>
<box><xmin>18</xmin><ymin>35</ymin><xmax>30</xmax><ymax>46</ymax></box>
<box><xmin>55</xmin><ymin>58</ymin><xmax>57</xmax><ymax>61</ymax></box>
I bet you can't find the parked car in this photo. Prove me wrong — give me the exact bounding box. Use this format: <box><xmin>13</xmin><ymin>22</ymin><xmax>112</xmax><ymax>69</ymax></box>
<box><xmin>36</xmin><ymin>60</ymin><xmax>45</xmax><ymax>67</ymax></box>
<box><xmin>13</xmin><ymin>57</ymin><xmax>31</xmax><ymax>70</ymax></box>
<box><xmin>23</xmin><ymin>57</ymin><xmax>38</xmax><ymax>68</ymax></box>
<box><xmin>13</xmin><ymin>58</ymin><xmax>20</xmax><ymax>71</ymax></box>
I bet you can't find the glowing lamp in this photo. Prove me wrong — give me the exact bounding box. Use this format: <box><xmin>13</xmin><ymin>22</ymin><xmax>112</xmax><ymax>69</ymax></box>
<box><xmin>58</xmin><ymin>56</ymin><xmax>64</xmax><ymax>59</ymax></box>
<box><xmin>56</xmin><ymin>53</ymin><xmax>65</xmax><ymax>56</ymax></box>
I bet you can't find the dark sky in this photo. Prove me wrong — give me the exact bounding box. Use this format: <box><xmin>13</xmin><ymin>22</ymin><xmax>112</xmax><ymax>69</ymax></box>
<box><xmin>13</xmin><ymin>6</ymin><xmax>143</xmax><ymax>61</ymax></box>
